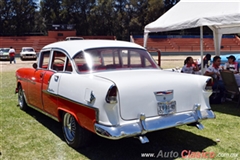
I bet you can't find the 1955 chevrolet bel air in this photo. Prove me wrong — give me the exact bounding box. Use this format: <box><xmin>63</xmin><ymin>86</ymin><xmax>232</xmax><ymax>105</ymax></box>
<box><xmin>15</xmin><ymin>40</ymin><xmax>215</xmax><ymax>148</ymax></box>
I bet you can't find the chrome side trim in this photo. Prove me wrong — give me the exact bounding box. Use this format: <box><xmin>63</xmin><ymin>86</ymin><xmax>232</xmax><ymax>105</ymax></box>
<box><xmin>42</xmin><ymin>90</ymin><xmax>99</xmax><ymax>122</ymax></box>
<box><xmin>22</xmin><ymin>90</ymin><xmax>59</xmax><ymax>122</ymax></box>
<box><xmin>27</xmin><ymin>104</ymin><xmax>59</xmax><ymax>122</ymax></box>
<box><xmin>94</xmin><ymin>109</ymin><xmax>215</xmax><ymax>140</ymax></box>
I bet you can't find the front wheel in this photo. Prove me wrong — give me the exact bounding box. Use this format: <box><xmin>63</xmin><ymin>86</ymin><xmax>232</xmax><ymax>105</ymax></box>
<box><xmin>62</xmin><ymin>112</ymin><xmax>91</xmax><ymax>148</ymax></box>
<box><xmin>18</xmin><ymin>85</ymin><xmax>28</xmax><ymax>110</ymax></box>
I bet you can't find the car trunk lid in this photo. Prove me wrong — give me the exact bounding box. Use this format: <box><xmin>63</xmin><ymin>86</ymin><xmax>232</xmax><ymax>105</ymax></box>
<box><xmin>94</xmin><ymin>69</ymin><xmax>210</xmax><ymax>120</ymax></box>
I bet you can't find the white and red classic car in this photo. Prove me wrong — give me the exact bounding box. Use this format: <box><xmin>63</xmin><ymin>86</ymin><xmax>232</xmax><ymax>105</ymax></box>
<box><xmin>15</xmin><ymin>40</ymin><xmax>215</xmax><ymax>148</ymax></box>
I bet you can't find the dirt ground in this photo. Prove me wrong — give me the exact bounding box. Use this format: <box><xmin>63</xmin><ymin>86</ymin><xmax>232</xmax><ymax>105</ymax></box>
<box><xmin>0</xmin><ymin>58</ymin><xmax>36</xmax><ymax>72</ymax></box>
<box><xmin>0</xmin><ymin>55</ymin><xmax>200</xmax><ymax>72</ymax></box>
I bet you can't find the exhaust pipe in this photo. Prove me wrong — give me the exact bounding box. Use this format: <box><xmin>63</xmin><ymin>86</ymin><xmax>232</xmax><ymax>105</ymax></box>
<box><xmin>187</xmin><ymin>122</ymin><xmax>204</xmax><ymax>130</ymax></box>
<box><xmin>196</xmin><ymin>122</ymin><xmax>204</xmax><ymax>130</ymax></box>
<box><xmin>138</xmin><ymin>136</ymin><xmax>149</xmax><ymax>144</ymax></box>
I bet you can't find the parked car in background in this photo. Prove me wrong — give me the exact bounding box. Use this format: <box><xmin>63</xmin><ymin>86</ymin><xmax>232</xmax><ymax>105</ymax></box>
<box><xmin>0</xmin><ymin>48</ymin><xmax>10</xmax><ymax>60</ymax></box>
<box><xmin>20</xmin><ymin>47</ymin><xmax>37</xmax><ymax>60</ymax></box>
<box><xmin>15</xmin><ymin>40</ymin><xmax>215</xmax><ymax>148</ymax></box>
<box><xmin>65</xmin><ymin>37</ymin><xmax>84</xmax><ymax>41</ymax></box>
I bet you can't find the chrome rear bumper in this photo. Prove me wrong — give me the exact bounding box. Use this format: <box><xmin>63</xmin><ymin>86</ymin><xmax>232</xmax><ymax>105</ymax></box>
<box><xmin>94</xmin><ymin>106</ymin><xmax>215</xmax><ymax>140</ymax></box>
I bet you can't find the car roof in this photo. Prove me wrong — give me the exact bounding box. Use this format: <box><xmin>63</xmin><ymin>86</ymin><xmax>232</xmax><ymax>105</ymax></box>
<box><xmin>65</xmin><ymin>37</ymin><xmax>84</xmax><ymax>40</ymax></box>
<box><xmin>42</xmin><ymin>40</ymin><xmax>145</xmax><ymax>58</ymax></box>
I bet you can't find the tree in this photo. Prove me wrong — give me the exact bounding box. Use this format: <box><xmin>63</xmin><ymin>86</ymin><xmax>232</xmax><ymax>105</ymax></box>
<box><xmin>88</xmin><ymin>0</ymin><xmax>115</xmax><ymax>36</ymax></box>
<box><xmin>12</xmin><ymin>0</ymin><xmax>38</xmax><ymax>35</ymax></box>
<box><xmin>0</xmin><ymin>0</ymin><xmax>12</xmax><ymax>35</ymax></box>
<box><xmin>75</xmin><ymin>0</ymin><xmax>96</xmax><ymax>35</ymax></box>
<box><xmin>164</xmin><ymin>0</ymin><xmax>180</xmax><ymax>12</ymax></box>
<box><xmin>33</xmin><ymin>10</ymin><xmax>47</xmax><ymax>35</ymax></box>
<box><xmin>40</xmin><ymin>0</ymin><xmax>62</xmax><ymax>25</ymax></box>
<box><xmin>0</xmin><ymin>0</ymin><xmax>38</xmax><ymax>35</ymax></box>
<box><xmin>0</xmin><ymin>0</ymin><xmax>203</xmax><ymax>37</ymax></box>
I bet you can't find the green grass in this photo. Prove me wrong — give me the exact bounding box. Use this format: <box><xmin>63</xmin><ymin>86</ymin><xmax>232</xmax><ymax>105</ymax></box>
<box><xmin>1</xmin><ymin>71</ymin><xmax>240</xmax><ymax>160</ymax></box>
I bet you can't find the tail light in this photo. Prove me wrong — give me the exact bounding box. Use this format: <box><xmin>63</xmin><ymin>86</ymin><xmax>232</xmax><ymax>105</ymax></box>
<box><xmin>205</xmin><ymin>78</ymin><xmax>213</xmax><ymax>91</ymax></box>
<box><xmin>105</xmin><ymin>85</ymin><xmax>118</xmax><ymax>104</ymax></box>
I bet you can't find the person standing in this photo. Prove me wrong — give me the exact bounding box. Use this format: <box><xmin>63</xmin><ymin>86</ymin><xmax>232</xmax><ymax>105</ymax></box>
<box><xmin>9</xmin><ymin>46</ymin><xmax>16</xmax><ymax>64</ymax></box>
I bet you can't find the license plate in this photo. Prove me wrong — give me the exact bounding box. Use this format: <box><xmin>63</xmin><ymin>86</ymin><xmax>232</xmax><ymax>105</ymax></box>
<box><xmin>157</xmin><ymin>101</ymin><xmax>176</xmax><ymax>115</ymax></box>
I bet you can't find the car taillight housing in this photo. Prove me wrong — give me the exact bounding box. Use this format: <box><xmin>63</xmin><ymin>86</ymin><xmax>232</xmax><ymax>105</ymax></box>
<box><xmin>205</xmin><ymin>78</ymin><xmax>213</xmax><ymax>91</ymax></box>
<box><xmin>106</xmin><ymin>85</ymin><xmax>118</xmax><ymax>104</ymax></box>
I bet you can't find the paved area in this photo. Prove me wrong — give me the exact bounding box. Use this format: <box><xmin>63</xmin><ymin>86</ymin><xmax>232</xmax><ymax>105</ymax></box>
<box><xmin>0</xmin><ymin>58</ymin><xmax>36</xmax><ymax>72</ymax></box>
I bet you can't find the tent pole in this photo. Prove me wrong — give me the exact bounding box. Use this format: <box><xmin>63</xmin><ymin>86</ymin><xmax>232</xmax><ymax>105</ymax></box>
<box><xmin>143</xmin><ymin>32</ymin><xmax>149</xmax><ymax>48</ymax></box>
<box><xmin>200</xmin><ymin>26</ymin><xmax>204</xmax><ymax>75</ymax></box>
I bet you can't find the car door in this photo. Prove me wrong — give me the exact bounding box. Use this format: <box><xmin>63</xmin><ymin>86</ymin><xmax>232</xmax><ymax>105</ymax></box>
<box><xmin>42</xmin><ymin>50</ymin><xmax>72</xmax><ymax>117</ymax></box>
<box><xmin>27</xmin><ymin>50</ymin><xmax>52</xmax><ymax>109</ymax></box>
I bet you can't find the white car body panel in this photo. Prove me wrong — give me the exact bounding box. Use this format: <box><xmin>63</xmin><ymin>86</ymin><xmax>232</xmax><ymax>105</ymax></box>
<box><xmin>94</xmin><ymin>70</ymin><xmax>211</xmax><ymax>120</ymax></box>
<box><xmin>48</xmin><ymin>72</ymin><xmax>121</xmax><ymax>125</ymax></box>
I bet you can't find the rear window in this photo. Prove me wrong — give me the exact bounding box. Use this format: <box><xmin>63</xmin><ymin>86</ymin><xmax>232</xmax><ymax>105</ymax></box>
<box><xmin>73</xmin><ymin>48</ymin><xmax>158</xmax><ymax>72</ymax></box>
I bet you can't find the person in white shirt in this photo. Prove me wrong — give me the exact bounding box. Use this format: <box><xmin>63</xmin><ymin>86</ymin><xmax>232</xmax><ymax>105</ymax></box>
<box><xmin>181</xmin><ymin>57</ymin><xmax>199</xmax><ymax>74</ymax></box>
<box><xmin>204</xmin><ymin>56</ymin><xmax>225</xmax><ymax>102</ymax></box>
<box><xmin>223</xmin><ymin>55</ymin><xmax>238</xmax><ymax>73</ymax></box>
<box><xmin>9</xmin><ymin>46</ymin><xmax>16</xmax><ymax>64</ymax></box>
<box><xmin>205</xmin><ymin>56</ymin><xmax>222</xmax><ymax>80</ymax></box>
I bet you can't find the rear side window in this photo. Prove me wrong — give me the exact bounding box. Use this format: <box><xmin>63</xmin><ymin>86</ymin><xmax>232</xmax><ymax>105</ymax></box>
<box><xmin>51</xmin><ymin>51</ymin><xmax>72</xmax><ymax>72</ymax></box>
<box><xmin>51</xmin><ymin>51</ymin><xmax>66</xmax><ymax>72</ymax></box>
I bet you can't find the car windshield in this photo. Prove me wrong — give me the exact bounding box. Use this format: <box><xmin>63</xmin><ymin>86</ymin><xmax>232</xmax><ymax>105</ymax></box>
<box><xmin>1</xmin><ymin>48</ymin><xmax>10</xmax><ymax>52</ymax></box>
<box><xmin>73</xmin><ymin>48</ymin><xmax>158</xmax><ymax>72</ymax></box>
<box><xmin>23</xmin><ymin>48</ymin><xmax>34</xmax><ymax>52</ymax></box>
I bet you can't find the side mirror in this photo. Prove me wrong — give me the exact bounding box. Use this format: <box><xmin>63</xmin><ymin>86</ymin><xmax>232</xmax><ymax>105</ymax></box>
<box><xmin>32</xmin><ymin>63</ymin><xmax>37</xmax><ymax>69</ymax></box>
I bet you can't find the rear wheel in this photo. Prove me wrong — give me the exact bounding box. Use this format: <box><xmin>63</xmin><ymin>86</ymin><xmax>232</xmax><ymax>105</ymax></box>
<box><xmin>62</xmin><ymin>112</ymin><xmax>91</xmax><ymax>148</ymax></box>
<box><xmin>18</xmin><ymin>85</ymin><xmax>28</xmax><ymax>110</ymax></box>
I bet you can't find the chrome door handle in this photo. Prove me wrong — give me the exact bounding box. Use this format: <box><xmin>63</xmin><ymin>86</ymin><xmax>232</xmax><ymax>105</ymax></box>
<box><xmin>40</xmin><ymin>72</ymin><xmax>44</xmax><ymax>78</ymax></box>
<box><xmin>54</xmin><ymin>75</ymin><xmax>59</xmax><ymax>81</ymax></box>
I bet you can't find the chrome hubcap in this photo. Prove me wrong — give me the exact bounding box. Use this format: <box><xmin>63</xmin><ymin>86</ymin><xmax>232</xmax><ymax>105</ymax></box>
<box><xmin>18</xmin><ymin>88</ymin><xmax>23</xmax><ymax>107</ymax></box>
<box><xmin>63</xmin><ymin>113</ymin><xmax>76</xmax><ymax>142</ymax></box>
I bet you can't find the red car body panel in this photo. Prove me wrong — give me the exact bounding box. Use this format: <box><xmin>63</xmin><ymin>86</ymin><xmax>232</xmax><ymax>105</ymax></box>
<box><xmin>16</xmin><ymin>68</ymin><xmax>97</xmax><ymax>133</ymax></box>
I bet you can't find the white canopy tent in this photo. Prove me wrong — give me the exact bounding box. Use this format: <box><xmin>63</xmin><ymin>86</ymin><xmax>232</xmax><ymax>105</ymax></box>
<box><xmin>144</xmin><ymin>0</ymin><xmax>240</xmax><ymax>72</ymax></box>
